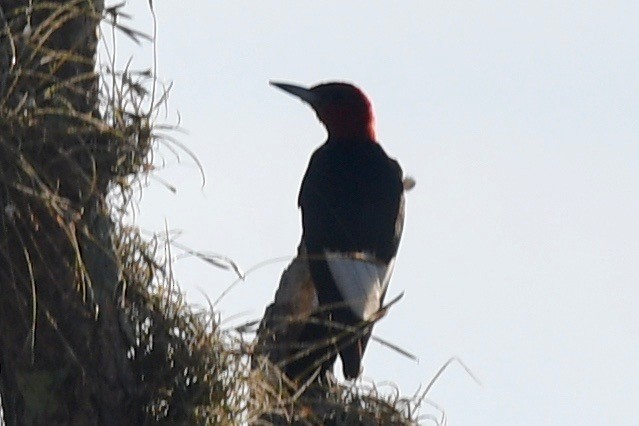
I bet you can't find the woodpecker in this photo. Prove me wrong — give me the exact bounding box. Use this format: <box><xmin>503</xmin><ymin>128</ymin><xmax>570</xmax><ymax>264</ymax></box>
<box><xmin>271</xmin><ymin>80</ymin><xmax>406</xmax><ymax>381</ymax></box>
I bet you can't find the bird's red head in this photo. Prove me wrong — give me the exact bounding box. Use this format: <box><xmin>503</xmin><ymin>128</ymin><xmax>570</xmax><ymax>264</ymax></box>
<box><xmin>271</xmin><ymin>81</ymin><xmax>377</xmax><ymax>141</ymax></box>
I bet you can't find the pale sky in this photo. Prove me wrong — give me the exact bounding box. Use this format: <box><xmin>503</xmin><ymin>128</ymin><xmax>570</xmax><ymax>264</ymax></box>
<box><xmin>107</xmin><ymin>2</ymin><xmax>639</xmax><ymax>424</ymax></box>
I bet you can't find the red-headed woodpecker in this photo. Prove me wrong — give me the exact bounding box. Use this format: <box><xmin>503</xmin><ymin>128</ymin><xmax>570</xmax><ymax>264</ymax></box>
<box><xmin>271</xmin><ymin>81</ymin><xmax>406</xmax><ymax>381</ymax></box>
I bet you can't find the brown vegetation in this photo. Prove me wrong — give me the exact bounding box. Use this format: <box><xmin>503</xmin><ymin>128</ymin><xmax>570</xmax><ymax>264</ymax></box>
<box><xmin>0</xmin><ymin>1</ymin><xmax>421</xmax><ymax>424</ymax></box>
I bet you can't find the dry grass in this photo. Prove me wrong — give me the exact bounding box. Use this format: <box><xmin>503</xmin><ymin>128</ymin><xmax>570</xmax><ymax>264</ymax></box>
<box><xmin>0</xmin><ymin>2</ymin><xmax>434</xmax><ymax>424</ymax></box>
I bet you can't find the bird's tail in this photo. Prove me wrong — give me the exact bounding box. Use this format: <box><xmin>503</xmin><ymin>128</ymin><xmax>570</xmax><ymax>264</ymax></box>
<box><xmin>339</xmin><ymin>326</ymin><xmax>373</xmax><ymax>379</ymax></box>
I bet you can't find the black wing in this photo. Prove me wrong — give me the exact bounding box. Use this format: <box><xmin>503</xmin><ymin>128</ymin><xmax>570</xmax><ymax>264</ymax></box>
<box><xmin>293</xmin><ymin>140</ymin><xmax>404</xmax><ymax>380</ymax></box>
<box><xmin>299</xmin><ymin>140</ymin><xmax>404</xmax><ymax>264</ymax></box>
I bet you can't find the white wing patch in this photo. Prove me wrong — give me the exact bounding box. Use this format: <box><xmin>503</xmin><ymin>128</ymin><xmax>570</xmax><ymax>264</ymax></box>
<box><xmin>325</xmin><ymin>251</ymin><xmax>395</xmax><ymax>321</ymax></box>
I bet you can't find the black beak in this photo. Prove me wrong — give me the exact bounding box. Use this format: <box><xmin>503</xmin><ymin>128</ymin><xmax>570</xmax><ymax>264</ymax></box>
<box><xmin>270</xmin><ymin>81</ymin><xmax>319</xmax><ymax>106</ymax></box>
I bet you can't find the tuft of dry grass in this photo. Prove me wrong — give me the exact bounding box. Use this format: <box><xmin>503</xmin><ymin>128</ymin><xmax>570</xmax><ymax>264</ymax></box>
<box><xmin>0</xmin><ymin>2</ymin><xmax>440</xmax><ymax>424</ymax></box>
<box><xmin>115</xmin><ymin>227</ymin><xmax>247</xmax><ymax>424</ymax></box>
